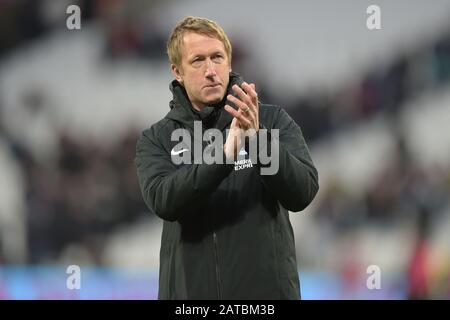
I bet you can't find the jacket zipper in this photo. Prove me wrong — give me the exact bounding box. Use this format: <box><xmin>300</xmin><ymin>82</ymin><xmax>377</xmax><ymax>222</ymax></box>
<box><xmin>213</xmin><ymin>231</ymin><xmax>223</xmax><ymax>299</ymax></box>
<box><xmin>206</xmin><ymin>127</ymin><xmax>223</xmax><ymax>300</ymax></box>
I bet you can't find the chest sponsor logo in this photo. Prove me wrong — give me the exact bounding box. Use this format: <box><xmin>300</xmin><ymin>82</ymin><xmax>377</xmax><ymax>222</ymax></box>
<box><xmin>234</xmin><ymin>147</ymin><xmax>252</xmax><ymax>171</ymax></box>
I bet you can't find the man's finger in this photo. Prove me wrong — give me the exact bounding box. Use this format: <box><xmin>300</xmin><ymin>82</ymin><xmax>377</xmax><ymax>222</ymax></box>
<box><xmin>240</xmin><ymin>82</ymin><xmax>258</xmax><ymax>111</ymax></box>
<box><xmin>224</xmin><ymin>105</ymin><xmax>252</xmax><ymax>128</ymax></box>
<box><xmin>243</xmin><ymin>82</ymin><xmax>258</xmax><ymax>106</ymax></box>
<box><xmin>232</xmin><ymin>84</ymin><xmax>253</xmax><ymax>109</ymax></box>
<box><xmin>227</xmin><ymin>94</ymin><xmax>254</xmax><ymax>117</ymax></box>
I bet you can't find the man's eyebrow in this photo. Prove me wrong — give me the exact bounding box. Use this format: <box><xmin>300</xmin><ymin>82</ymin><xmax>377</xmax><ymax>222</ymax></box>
<box><xmin>191</xmin><ymin>51</ymin><xmax>224</xmax><ymax>58</ymax></box>
<box><xmin>188</xmin><ymin>51</ymin><xmax>225</xmax><ymax>62</ymax></box>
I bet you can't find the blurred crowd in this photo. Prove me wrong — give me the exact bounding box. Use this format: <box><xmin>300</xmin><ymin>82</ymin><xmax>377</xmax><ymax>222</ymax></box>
<box><xmin>296</xmin><ymin>29</ymin><xmax>450</xmax><ymax>226</ymax></box>
<box><xmin>287</xmin><ymin>30</ymin><xmax>450</xmax><ymax>143</ymax></box>
<box><xmin>0</xmin><ymin>0</ymin><xmax>449</xmax><ymax>299</ymax></box>
<box><xmin>291</xmin><ymin>29</ymin><xmax>450</xmax><ymax>298</ymax></box>
<box><xmin>0</xmin><ymin>0</ymin><xmax>168</xmax><ymax>61</ymax></box>
<box><xmin>1</xmin><ymin>120</ymin><xmax>147</xmax><ymax>264</ymax></box>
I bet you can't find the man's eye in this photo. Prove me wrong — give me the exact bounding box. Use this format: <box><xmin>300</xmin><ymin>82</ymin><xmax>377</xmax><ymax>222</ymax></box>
<box><xmin>212</xmin><ymin>55</ymin><xmax>223</xmax><ymax>62</ymax></box>
<box><xmin>192</xmin><ymin>58</ymin><xmax>203</xmax><ymax>65</ymax></box>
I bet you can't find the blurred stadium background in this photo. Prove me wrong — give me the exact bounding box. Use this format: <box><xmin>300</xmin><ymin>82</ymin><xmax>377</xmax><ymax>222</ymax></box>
<box><xmin>0</xmin><ymin>0</ymin><xmax>449</xmax><ymax>299</ymax></box>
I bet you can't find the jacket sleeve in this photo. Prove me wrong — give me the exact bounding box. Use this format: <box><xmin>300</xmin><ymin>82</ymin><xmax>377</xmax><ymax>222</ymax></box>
<box><xmin>259</xmin><ymin>107</ymin><xmax>319</xmax><ymax>212</ymax></box>
<box><xmin>135</xmin><ymin>127</ymin><xmax>233</xmax><ymax>222</ymax></box>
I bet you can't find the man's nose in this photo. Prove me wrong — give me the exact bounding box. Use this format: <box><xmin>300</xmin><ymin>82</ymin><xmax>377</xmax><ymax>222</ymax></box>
<box><xmin>205</xmin><ymin>59</ymin><xmax>217</xmax><ymax>77</ymax></box>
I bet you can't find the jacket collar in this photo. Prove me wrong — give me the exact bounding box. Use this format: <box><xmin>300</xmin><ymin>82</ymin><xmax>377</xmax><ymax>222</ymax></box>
<box><xmin>165</xmin><ymin>71</ymin><xmax>244</xmax><ymax>132</ymax></box>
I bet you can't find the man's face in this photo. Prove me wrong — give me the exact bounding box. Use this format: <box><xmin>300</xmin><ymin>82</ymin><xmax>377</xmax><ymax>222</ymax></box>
<box><xmin>172</xmin><ymin>32</ymin><xmax>230</xmax><ymax>111</ymax></box>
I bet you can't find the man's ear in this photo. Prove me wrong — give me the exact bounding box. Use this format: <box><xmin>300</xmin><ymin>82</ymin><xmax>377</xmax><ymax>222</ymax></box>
<box><xmin>171</xmin><ymin>64</ymin><xmax>183</xmax><ymax>84</ymax></box>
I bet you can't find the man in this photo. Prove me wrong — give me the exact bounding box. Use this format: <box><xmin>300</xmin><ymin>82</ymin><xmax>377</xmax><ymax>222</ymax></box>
<box><xmin>135</xmin><ymin>16</ymin><xmax>319</xmax><ymax>299</ymax></box>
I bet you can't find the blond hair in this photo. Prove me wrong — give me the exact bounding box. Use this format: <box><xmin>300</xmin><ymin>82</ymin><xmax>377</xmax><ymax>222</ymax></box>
<box><xmin>167</xmin><ymin>16</ymin><xmax>232</xmax><ymax>69</ymax></box>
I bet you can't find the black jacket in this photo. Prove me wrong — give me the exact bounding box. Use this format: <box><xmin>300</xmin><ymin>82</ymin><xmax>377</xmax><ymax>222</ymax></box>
<box><xmin>135</xmin><ymin>72</ymin><xmax>319</xmax><ymax>299</ymax></box>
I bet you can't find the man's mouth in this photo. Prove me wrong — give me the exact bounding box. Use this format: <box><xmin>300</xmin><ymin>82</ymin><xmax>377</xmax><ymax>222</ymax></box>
<box><xmin>204</xmin><ymin>83</ymin><xmax>221</xmax><ymax>89</ymax></box>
